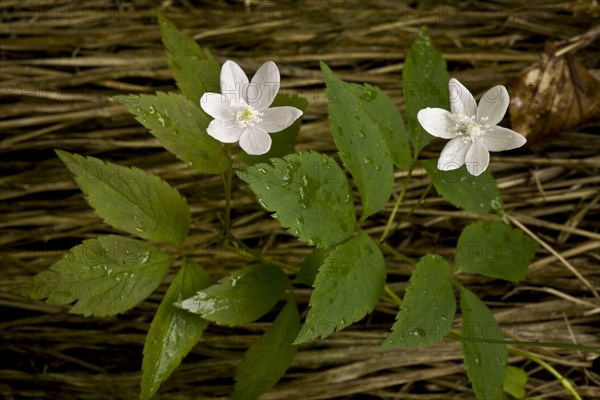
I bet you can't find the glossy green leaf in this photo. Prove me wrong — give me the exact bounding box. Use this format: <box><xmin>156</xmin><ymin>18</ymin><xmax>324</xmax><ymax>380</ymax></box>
<box><xmin>294</xmin><ymin>247</ymin><xmax>332</xmax><ymax>287</ymax></box>
<box><xmin>239</xmin><ymin>94</ymin><xmax>308</xmax><ymax>165</ymax></box>
<box><xmin>115</xmin><ymin>93</ymin><xmax>222</xmax><ymax>174</ymax></box>
<box><xmin>233</xmin><ymin>296</ymin><xmax>300</xmax><ymax>400</ymax></box>
<box><xmin>237</xmin><ymin>151</ymin><xmax>356</xmax><ymax>248</ymax></box>
<box><xmin>14</xmin><ymin>235</ymin><xmax>171</xmax><ymax>317</ymax></box>
<box><xmin>178</xmin><ymin>263</ymin><xmax>289</xmax><ymax>326</ymax></box>
<box><xmin>503</xmin><ymin>366</ymin><xmax>527</xmax><ymax>399</ymax></box>
<box><xmin>321</xmin><ymin>62</ymin><xmax>396</xmax><ymax>219</ymax></box>
<box><xmin>56</xmin><ymin>150</ymin><xmax>190</xmax><ymax>247</ymax></box>
<box><xmin>456</xmin><ymin>220</ymin><xmax>538</xmax><ymax>282</ymax></box>
<box><xmin>422</xmin><ymin>160</ymin><xmax>503</xmax><ymax>215</ymax></box>
<box><xmin>141</xmin><ymin>259</ymin><xmax>211</xmax><ymax>400</ymax></box>
<box><xmin>460</xmin><ymin>285</ymin><xmax>508</xmax><ymax>400</ymax></box>
<box><xmin>295</xmin><ymin>231</ymin><xmax>386</xmax><ymax>343</ymax></box>
<box><xmin>157</xmin><ymin>12</ymin><xmax>220</xmax><ymax>103</ymax></box>
<box><xmin>404</xmin><ymin>27</ymin><xmax>449</xmax><ymax>153</ymax></box>
<box><xmin>383</xmin><ymin>254</ymin><xmax>455</xmax><ymax>348</ymax></box>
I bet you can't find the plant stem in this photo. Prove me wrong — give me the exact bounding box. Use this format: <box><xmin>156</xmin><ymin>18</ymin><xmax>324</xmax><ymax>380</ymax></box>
<box><xmin>379</xmin><ymin>242</ymin><xmax>417</xmax><ymax>266</ymax></box>
<box><xmin>380</xmin><ymin>166</ymin><xmax>414</xmax><ymax>242</ymax></box>
<box><xmin>223</xmin><ymin>240</ymin><xmax>296</xmax><ymax>274</ymax></box>
<box><xmin>509</xmin><ymin>348</ymin><xmax>583</xmax><ymax>400</ymax></box>
<box><xmin>396</xmin><ymin>181</ymin><xmax>432</xmax><ymax>228</ymax></box>
<box><xmin>448</xmin><ymin>329</ymin><xmax>586</xmax><ymax>399</ymax></box>
<box><xmin>221</xmin><ymin>144</ymin><xmax>233</xmax><ymax>237</ymax></box>
<box><xmin>384</xmin><ymin>285</ymin><xmax>402</xmax><ymax>306</ymax></box>
<box><xmin>447</xmin><ymin>329</ymin><xmax>600</xmax><ymax>354</ymax></box>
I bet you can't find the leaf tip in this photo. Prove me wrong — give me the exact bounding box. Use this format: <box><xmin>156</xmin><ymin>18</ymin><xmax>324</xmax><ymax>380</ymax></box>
<box><xmin>293</xmin><ymin>328</ymin><xmax>313</xmax><ymax>345</ymax></box>
<box><xmin>54</xmin><ymin>148</ymin><xmax>70</xmax><ymax>160</ymax></box>
<box><xmin>155</xmin><ymin>8</ymin><xmax>166</xmax><ymax>22</ymax></box>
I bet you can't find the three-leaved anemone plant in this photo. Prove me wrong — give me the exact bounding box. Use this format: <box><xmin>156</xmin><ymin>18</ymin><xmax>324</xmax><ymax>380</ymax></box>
<box><xmin>417</xmin><ymin>78</ymin><xmax>527</xmax><ymax>176</ymax></box>
<box><xmin>200</xmin><ymin>60</ymin><xmax>304</xmax><ymax>155</ymax></box>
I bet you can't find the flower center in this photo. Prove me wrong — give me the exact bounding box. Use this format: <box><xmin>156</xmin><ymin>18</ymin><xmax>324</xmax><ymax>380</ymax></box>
<box><xmin>466</xmin><ymin>123</ymin><xmax>484</xmax><ymax>137</ymax></box>
<box><xmin>231</xmin><ymin>100</ymin><xmax>263</xmax><ymax>128</ymax></box>
<box><xmin>451</xmin><ymin>114</ymin><xmax>489</xmax><ymax>141</ymax></box>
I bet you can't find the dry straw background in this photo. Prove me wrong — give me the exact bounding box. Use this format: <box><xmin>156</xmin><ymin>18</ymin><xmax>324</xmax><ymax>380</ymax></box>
<box><xmin>1</xmin><ymin>0</ymin><xmax>599</xmax><ymax>399</ymax></box>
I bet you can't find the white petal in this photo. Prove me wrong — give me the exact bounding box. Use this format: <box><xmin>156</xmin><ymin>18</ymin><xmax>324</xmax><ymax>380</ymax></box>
<box><xmin>207</xmin><ymin>118</ymin><xmax>243</xmax><ymax>143</ymax></box>
<box><xmin>477</xmin><ymin>85</ymin><xmax>509</xmax><ymax>125</ymax></box>
<box><xmin>417</xmin><ymin>108</ymin><xmax>457</xmax><ymax>139</ymax></box>
<box><xmin>220</xmin><ymin>60</ymin><xmax>249</xmax><ymax>103</ymax></box>
<box><xmin>239</xmin><ymin>126</ymin><xmax>272</xmax><ymax>155</ymax></box>
<box><xmin>482</xmin><ymin>126</ymin><xmax>527</xmax><ymax>152</ymax></box>
<box><xmin>200</xmin><ymin>92</ymin><xmax>233</xmax><ymax>120</ymax></box>
<box><xmin>449</xmin><ymin>78</ymin><xmax>476</xmax><ymax>117</ymax></box>
<box><xmin>258</xmin><ymin>106</ymin><xmax>302</xmax><ymax>132</ymax></box>
<box><xmin>438</xmin><ymin>137</ymin><xmax>471</xmax><ymax>171</ymax></box>
<box><xmin>247</xmin><ymin>61</ymin><xmax>280</xmax><ymax>110</ymax></box>
<box><xmin>465</xmin><ymin>138</ymin><xmax>490</xmax><ymax>176</ymax></box>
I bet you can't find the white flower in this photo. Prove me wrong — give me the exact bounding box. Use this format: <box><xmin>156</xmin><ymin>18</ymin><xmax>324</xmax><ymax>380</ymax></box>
<box><xmin>200</xmin><ymin>60</ymin><xmax>303</xmax><ymax>155</ymax></box>
<box><xmin>417</xmin><ymin>78</ymin><xmax>526</xmax><ymax>176</ymax></box>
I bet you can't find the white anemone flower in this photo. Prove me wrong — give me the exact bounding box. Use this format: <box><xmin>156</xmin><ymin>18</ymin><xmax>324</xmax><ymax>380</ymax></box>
<box><xmin>200</xmin><ymin>60</ymin><xmax>303</xmax><ymax>155</ymax></box>
<box><xmin>417</xmin><ymin>78</ymin><xmax>526</xmax><ymax>176</ymax></box>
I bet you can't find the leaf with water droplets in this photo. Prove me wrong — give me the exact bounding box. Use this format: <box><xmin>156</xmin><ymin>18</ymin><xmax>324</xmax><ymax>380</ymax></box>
<box><xmin>56</xmin><ymin>150</ymin><xmax>190</xmax><ymax>247</ymax></box>
<box><xmin>237</xmin><ymin>151</ymin><xmax>356</xmax><ymax>248</ymax></box>
<box><xmin>115</xmin><ymin>93</ymin><xmax>221</xmax><ymax>175</ymax></box>
<box><xmin>295</xmin><ymin>231</ymin><xmax>386</xmax><ymax>343</ymax></box>
<box><xmin>141</xmin><ymin>259</ymin><xmax>211</xmax><ymax>400</ymax></box>
<box><xmin>321</xmin><ymin>62</ymin><xmax>401</xmax><ymax>220</ymax></box>
<box><xmin>295</xmin><ymin>247</ymin><xmax>332</xmax><ymax>287</ymax></box>
<box><xmin>239</xmin><ymin>94</ymin><xmax>308</xmax><ymax>166</ymax></box>
<box><xmin>233</xmin><ymin>296</ymin><xmax>300</xmax><ymax>400</ymax></box>
<box><xmin>421</xmin><ymin>159</ymin><xmax>503</xmax><ymax>215</ymax></box>
<box><xmin>456</xmin><ymin>220</ymin><xmax>538</xmax><ymax>282</ymax></box>
<box><xmin>404</xmin><ymin>27</ymin><xmax>449</xmax><ymax>153</ymax></box>
<box><xmin>157</xmin><ymin>12</ymin><xmax>220</xmax><ymax>104</ymax></box>
<box><xmin>14</xmin><ymin>235</ymin><xmax>171</xmax><ymax>317</ymax></box>
<box><xmin>383</xmin><ymin>254</ymin><xmax>455</xmax><ymax>348</ymax></box>
<box><xmin>459</xmin><ymin>284</ymin><xmax>508</xmax><ymax>400</ymax></box>
<box><xmin>178</xmin><ymin>263</ymin><xmax>289</xmax><ymax>326</ymax></box>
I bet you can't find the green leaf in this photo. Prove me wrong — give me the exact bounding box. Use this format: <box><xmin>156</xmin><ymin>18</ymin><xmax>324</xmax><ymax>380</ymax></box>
<box><xmin>295</xmin><ymin>247</ymin><xmax>332</xmax><ymax>287</ymax></box>
<box><xmin>14</xmin><ymin>236</ymin><xmax>171</xmax><ymax>317</ymax></box>
<box><xmin>383</xmin><ymin>254</ymin><xmax>455</xmax><ymax>348</ymax></box>
<box><xmin>503</xmin><ymin>366</ymin><xmax>527</xmax><ymax>399</ymax></box>
<box><xmin>178</xmin><ymin>263</ymin><xmax>289</xmax><ymax>326</ymax></box>
<box><xmin>114</xmin><ymin>93</ymin><xmax>222</xmax><ymax>174</ymax></box>
<box><xmin>233</xmin><ymin>296</ymin><xmax>300</xmax><ymax>400</ymax></box>
<box><xmin>238</xmin><ymin>94</ymin><xmax>308</xmax><ymax>165</ymax></box>
<box><xmin>295</xmin><ymin>231</ymin><xmax>386</xmax><ymax>343</ymax></box>
<box><xmin>141</xmin><ymin>259</ymin><xmax>211</xmax><ymax>400</ymax></box>
<box><xmin>56</xmin><ymin>150</ymin><xmax>190</xmax><ymax>247</ymax></box>
<box><xmin>362</xmin><ymin>85</ymin><xmax>412</xmax><ymax>169</ymax></box>
<box><xmin>237</xmin><ymin>151</ymin><xmax>356</xmax><ymax>248</ymax></box>
<box><xmin>404</xmin><ymin>27</ymin><xmax>449</xmax><ymax>153</ymax></box>
<box><xmin>422</xmin><ymin>160</ymin><xmax>504</xmax><ymax>215</ymax></box>
<box><xmin>157</xmin><ymin>12</ymin><xmax>220</xmax><ymax>103</ymax></box>
<box><xmin>456</xmin><ymin>220</ymin><xmax>538</xmax><ymax>282</ymax></box>
<box><xmin>460</xmin><ymin>285</ymin><xmax>508</xmax><ymax>400</ymax></box>
<box><xmin>321</xmin><ymin>62</ymin><xmax>396</xmax><ymax>219</ymax></box>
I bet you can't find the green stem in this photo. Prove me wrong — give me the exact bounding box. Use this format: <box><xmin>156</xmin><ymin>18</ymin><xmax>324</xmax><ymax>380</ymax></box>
<box><xmin>396</xmin><ymin>181</ymin><xmax>432</xmax><ymax>228</ymax></box>
<box><xmin>509</xmin><ymin>348</ymin><xmax>583</xmax><ymax>400</ymax></box>
<box><xmin>221</xmin><ymin>144</ymin><xmax>233</xmax><ymax>237</ymax></box>
<box><xmin>384</xmin><ymin>285</ymin><xmax>402</xmax><ymax>306</ymax></box>
<box><xmin>447</xmin><ymin>329</ymin><xmax>600</xmax><ymax>354</ymax></box>
<box><xmin>223</xmin><ymin>240</ymin><xmax>296</xmax><ymax>274</ymax></box>
<box><xmin>448</xmin><ymin>329</ymin><xmax>589</xmax><ymax>399</ymax></box>
<box><xmin>380</xmin><ymin>166</ymin><xmax>414</xmax><ymax>242</ymax></box>
<box><xmin>379</xmin><ymin>242</ymin><xmax>417</xmax><ymax>266</ymax></box>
